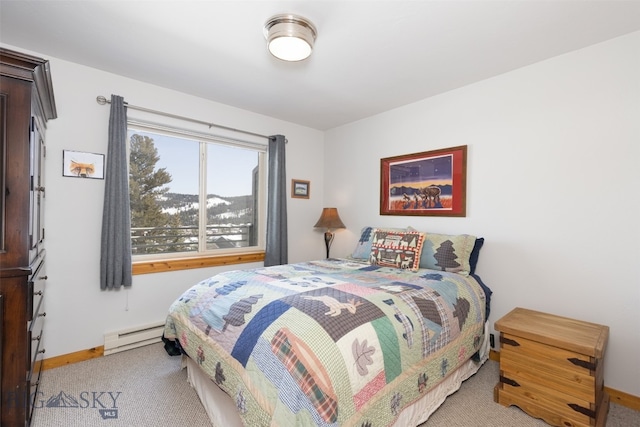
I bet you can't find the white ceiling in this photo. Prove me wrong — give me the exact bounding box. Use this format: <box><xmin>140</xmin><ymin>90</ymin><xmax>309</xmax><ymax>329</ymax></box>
<box><xmin>2</xmin><ymin>1</ymin><xmax>639</xmax><ymax>130</ymax></box>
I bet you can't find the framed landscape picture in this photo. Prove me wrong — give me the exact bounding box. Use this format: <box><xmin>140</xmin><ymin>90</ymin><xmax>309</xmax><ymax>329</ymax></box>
<box><xmin>291</xmin><ymin>179</ymin><xmax>310</xmax><ymax>199</ymax></box>
<box><xmin>380</xmin><ymin>145</ymin><xmax>467</xmax><ymax>216</ymax></box>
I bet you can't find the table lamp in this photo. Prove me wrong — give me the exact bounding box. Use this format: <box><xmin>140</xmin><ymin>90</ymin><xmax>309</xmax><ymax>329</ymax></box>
<box><xmin>313</xmin><ymin>207</ymin><xmax>346</xmax><ymax>258</ymax></box>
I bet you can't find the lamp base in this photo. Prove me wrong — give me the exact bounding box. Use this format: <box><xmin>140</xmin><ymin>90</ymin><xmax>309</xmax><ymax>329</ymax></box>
<box><xmin>324</xmin><ymin>231</ymin><xmax>334</xmax><ymax>258</ymax></box>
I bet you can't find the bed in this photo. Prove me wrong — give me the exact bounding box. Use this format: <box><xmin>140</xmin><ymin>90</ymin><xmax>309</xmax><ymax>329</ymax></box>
<box><xmin>163</xmin><ymin>228</ymin><xmax>491</xmax><ymax>427</ymax></box>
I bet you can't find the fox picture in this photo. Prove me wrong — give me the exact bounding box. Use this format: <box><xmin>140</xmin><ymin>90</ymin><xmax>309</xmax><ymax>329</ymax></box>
<box><xmin>69</xmin><ymin>160</ymin><xmax>96</xmax><ymax>177</ymax></box>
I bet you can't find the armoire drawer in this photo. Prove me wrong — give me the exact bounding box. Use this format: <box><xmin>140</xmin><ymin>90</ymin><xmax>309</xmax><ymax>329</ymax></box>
<box><xmin>28</xmin><ymin>259</ymin><xmax>47</xmax><ymax>321</ymax></box>
<box><xmin>29</xmin><ymin>296</ymin><xmax>45</xmax><ymax>365</ymax></box>
<box><xmin>27</xmin><ymin>347</ymin><xmax>45</xmax><ymax>426</ymax></box>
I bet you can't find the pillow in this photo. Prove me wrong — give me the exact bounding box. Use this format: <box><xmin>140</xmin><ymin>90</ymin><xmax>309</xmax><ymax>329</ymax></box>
<box><xmin>417</xmin><ymin>232</ymin><xmax>477</xmax><ymax>276</ymax></box>
<box><xmin>351</xmin><ymin>226</ymin><xmax>407</xmax><ymax>259</ymax></box>
<box><xmin>469</xmin><ymin>237</ymin><xmax>484</xmax><ymax>275</ymax></box>
<box><xmin>369</xmin><ymin>229</ymin><xmax>425</xmax><ymax>272</ymax></box>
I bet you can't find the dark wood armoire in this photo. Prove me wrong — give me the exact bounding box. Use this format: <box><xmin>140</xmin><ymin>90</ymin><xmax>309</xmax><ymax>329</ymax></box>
<box><xmin>0</xmin><ymin>47</ymin><xmax>57</xmax><ymax>426</ymax></box>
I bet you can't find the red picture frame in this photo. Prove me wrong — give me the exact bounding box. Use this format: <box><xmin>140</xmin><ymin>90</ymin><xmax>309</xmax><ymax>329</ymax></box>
<box><xmin>380</xmin><ymin>145</ymin><xmax>467</xmax><ymax>217</ymax></box>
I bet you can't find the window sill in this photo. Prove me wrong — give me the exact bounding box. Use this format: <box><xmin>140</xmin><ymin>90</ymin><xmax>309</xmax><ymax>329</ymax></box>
<box><xmin>132</xmin><ymin>251</ymin><xmax>265</xmax><ymax>275</ymax></box>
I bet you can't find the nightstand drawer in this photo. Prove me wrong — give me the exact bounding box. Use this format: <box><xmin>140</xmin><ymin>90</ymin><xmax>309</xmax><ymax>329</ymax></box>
<box><xmin>500</xmin><ymin>333</ymin><xmax>596</xmax><ymax>402</ymax></box>
<box><xmin>500</xmin><ymin>333</ymin><xmax>596</xmax><ymax>375</ymax></box>
<box><xmin>497</xmin><ymin>382</ymin><xmax>604</xmax><ymax>427</ymax></box>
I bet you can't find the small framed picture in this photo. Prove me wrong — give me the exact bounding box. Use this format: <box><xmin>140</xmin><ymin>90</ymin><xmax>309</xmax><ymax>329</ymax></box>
<box><xmin>63</xmin><ymin>150</ymin><xmax>105</xmax><ymax>179</ymax></box>
<box><xmin>291</xmin><ymin>179</ymin><xmax>310</xmax><ymax>199</ymax></box>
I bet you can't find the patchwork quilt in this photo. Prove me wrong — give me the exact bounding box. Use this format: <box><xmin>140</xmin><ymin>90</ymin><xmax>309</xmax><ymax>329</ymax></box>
<box><xmin>163</xmin><ymin>258</ymin><xmax>488</xmax><ymax>427</ymax></box>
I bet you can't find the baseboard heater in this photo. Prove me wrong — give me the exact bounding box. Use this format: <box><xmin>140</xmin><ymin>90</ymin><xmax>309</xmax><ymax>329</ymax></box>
<box><xmin>104</xmin><ymin>321</ymin><xmax>165</xmax><ymax>356</ymax></box>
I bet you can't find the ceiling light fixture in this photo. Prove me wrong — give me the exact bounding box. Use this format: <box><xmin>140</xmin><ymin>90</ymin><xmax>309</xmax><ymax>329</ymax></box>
<box><xmin>264</xmin><ymin>14</ymin><xmax>317</xmax><ymax>62</ymax></box>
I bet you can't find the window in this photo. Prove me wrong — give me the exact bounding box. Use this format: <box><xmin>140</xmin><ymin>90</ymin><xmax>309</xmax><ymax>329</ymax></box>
<box><xmin>128</xmin><ymin>123</ymin><xmax>266</xmax><ymax>265</ymax></box>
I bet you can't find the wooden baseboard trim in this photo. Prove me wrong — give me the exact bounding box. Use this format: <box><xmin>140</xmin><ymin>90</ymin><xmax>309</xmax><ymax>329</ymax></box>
<box><xmin>606</xmin><ymin>387</ymin><xmax>640</xmax><ymax>411</ymax></box>
<box><xmin>488</xmin><ymin>349</ymin><xmax>639</xmax><ymax>411</ymax></box>
<box><xmin>41</xmin><ymin>346</ymin><xmax>104</xmax><ymax>370</ymax></box>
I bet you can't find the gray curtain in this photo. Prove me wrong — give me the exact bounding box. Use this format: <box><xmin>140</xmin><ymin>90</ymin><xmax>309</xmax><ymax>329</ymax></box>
<box><xmin>100</xmin><ymin>95</ymin><xmax>132</xmax><ymax>289</ymax></box>
<box><xmin>264</xmin><ymin>135</ymin><xmax>288</xmax><ymax>266</ymax></box>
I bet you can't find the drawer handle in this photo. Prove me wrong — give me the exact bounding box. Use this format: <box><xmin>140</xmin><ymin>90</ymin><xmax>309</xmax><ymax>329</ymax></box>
<box><xmin>38</xmin><ymin>275</ymin><xmax>48</xmax><ymax>281</ymax></box>
<box><xmin>500</xmin><ymin>336</ymin><xmax>520</xmax><ymax>347</ymax></box>
<box><xmin>499</xmin><ymin>375</ymin><xmax>520</xmax><ymax>387</ymax></box>
<box><xmin>568</xmin><ymin>403</ymin><xmax>596</xmax><ymax>419</ymax></box>
<box><xmin>568</xmin><ymin>357</ymin><xmax>597</xmax><ymax>371</ymax></box>
<box><xmin>32</xmin><ymin>334</ymin><xmax>41</xmax><ymax>341</ymax></box>
<box><xmin>38</xmin><ymin>349</ymin><xmax>46</xmax><ymax>354</ymax></box>
<box><xmin>38</xmin><ymin>312</ymin><xmax>47</xmax><ymax>318</ymax></box>
<box><xmin>34</xmin><ymin>291</ymin><xmax>43</xmax><ymax>296</ymax></box>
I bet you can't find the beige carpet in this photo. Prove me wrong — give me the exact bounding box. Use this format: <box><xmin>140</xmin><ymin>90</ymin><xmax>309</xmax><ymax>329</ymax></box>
<box><xmin>32</xmin><ymin>343</ymin><xmax>639</xmax><ymax>427</ymax></box>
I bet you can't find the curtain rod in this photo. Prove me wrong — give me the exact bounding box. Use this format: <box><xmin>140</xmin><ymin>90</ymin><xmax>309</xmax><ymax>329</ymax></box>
<box><xmin>96</xmin><ymin>95</ymin><xmax>270</xmax><ymax>141</ymax></box>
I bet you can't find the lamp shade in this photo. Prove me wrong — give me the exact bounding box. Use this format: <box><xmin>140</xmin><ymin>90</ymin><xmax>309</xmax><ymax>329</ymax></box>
<box><xmin>314</xmin><ymin>208</ymin><xmax>345</xmax><ymax>230</ymax></box>
<box><xmin>264</xmin><ymin>14</ymin><xmax>317</xmax><ymax>61</ymax></box>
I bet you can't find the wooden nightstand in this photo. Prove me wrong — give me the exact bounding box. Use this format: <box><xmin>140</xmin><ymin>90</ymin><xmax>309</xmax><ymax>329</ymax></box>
<box><xmin>494</xmin><ymin>307</ymin><xmax>609</xmax><ymax>427</ymax></box>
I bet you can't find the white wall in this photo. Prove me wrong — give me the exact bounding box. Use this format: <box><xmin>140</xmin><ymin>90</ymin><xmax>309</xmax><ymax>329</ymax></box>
<box><xmin>324</xmin><ymin>31</ymin><xmax>640</xmax><ymax>396</ymax></box>
<box><xmin>1</xmin><ymin>43</ymin><xmax>326</xmax><ymax>360</ymax></box>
